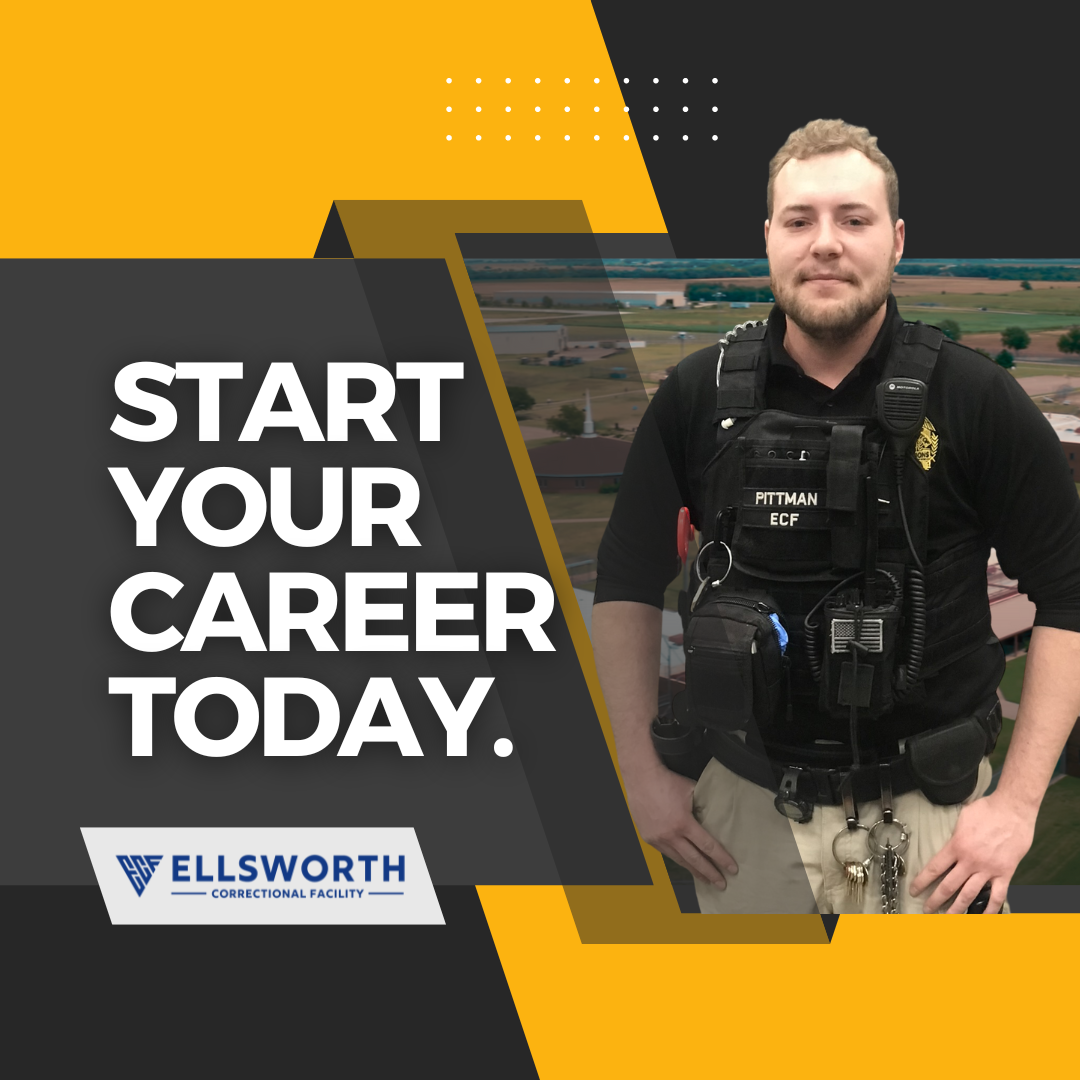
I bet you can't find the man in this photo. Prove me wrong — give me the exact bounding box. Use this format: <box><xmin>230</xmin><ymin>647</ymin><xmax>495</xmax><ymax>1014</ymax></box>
<box><xmin>592</xmin><ymin>119</ymin><xmax>1080</xmax><ymax>914</ymax></box>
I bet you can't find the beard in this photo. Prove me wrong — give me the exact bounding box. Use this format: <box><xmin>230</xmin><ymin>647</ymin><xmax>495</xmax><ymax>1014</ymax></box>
<box><xmin>770</xmin><ymin>262</ymin><xmax>894</xmax><ymax>345</ymax></box>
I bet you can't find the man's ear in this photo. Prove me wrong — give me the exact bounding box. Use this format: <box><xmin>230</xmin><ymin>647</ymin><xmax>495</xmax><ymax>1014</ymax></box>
<box><xmin>764</xmin><ymin>218</ymin><xmax>771</xmax><ymax>253</ymax></box>
<box><xmin>893</xmin><ymin>218</ymin><xmax>905</xmax><ymax>264</ymax></box>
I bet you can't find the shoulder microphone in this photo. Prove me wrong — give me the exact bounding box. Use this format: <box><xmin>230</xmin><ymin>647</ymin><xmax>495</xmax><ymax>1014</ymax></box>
<box><xmin>876</xmin><ymin>378</ymin><xmax>928</xmax><ymax>445</ymax></box>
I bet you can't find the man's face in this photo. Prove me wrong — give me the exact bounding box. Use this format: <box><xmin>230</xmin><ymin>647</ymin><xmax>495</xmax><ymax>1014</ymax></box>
<box><xmin>765</xmin><ymin>148</ymin><xmax>904</xmax><ymax>343</ymax></box>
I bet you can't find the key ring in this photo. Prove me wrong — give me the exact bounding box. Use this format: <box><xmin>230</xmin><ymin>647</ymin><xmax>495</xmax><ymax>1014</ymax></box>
<box><xmin>690</xmin><ymin>541</ymin><xmax>733</xmax><ymax>610</ymax></box>
<box><xmin>867</xmin><ymin>818</ymin><xmax>910</xmax><ymax>857</ymax></box>
<box><xmin>831</xmin><ymin>822</ymin><xmax>869</xmax><ymax>866</ymax></box>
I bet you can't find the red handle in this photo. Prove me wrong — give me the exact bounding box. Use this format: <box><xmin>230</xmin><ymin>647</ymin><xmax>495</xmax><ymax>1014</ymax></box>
<box><xmin>677</xmin><ymin>507</ymin><xmax>693</xmax><ymax>564</ymax></box>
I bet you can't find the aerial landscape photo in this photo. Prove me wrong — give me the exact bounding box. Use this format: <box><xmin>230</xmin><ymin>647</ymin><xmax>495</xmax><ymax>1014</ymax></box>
<box><xmin>467</xmin><ymin>256</ymin><xmax>1080</xmax><ymax>895</ymax></box>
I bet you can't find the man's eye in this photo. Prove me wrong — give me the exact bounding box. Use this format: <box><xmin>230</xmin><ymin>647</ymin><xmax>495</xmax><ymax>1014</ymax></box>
<box><xmin>846</xmin><ymin>218</ymin><xmax>866</xmax><ymax>226</ymax></box>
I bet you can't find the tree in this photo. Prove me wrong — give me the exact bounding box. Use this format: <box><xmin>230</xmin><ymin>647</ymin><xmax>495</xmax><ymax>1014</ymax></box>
<box><xmin>1058</xmin><ymin>326</ymin><xmax>1080</xmax><ymax>355</ymax></box>
<box><xmin>546</xmin><ymin>404</ymin><xmax>584</xmax><ymax>436</ymax></box>
<box><xmin>685</xmin><ymin>282</ymin><xmax>720</xmax><ymax>302</ymax></box>
<box><xmin>541</xmin><ymin>295</ymin><xmax>554</xmax><ymax>308</ymax></box>
<box><xmin>1020</xmin><ymin>280</ymin><xmax>1032</xmax><ymax>290</ymax></box>
<box><xmin>995</xmin><ymin>350</ymin><xmax>1015</xmax><ymax>369</ymax></box>
<box><xmin>939</xmin><ymin>319</ymin><xmax>962</xmax><ymax>341</ymax></box>
<box><xmin>1000</xmin><ymin>326</ymin><xmax>1031</xmax><ymax>353</ymax></box>
<box><xmin>507</xmin><ymin>386</ymin><xmax>535</xmax><ymax>414</ymax></box>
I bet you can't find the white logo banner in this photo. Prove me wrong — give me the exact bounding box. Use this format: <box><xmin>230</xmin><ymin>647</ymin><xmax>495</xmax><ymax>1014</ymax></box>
<box><xmin>82</xmin><ymin>827</ymin><xmax>444</xmax><ymax>925</ymax></box>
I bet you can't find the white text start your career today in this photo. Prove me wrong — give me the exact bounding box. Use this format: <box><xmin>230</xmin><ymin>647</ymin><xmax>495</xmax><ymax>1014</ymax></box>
<box><xmin>105</xmin><ymin>361</ymin><xmax>556</xmax><ymax>760</ymax></box>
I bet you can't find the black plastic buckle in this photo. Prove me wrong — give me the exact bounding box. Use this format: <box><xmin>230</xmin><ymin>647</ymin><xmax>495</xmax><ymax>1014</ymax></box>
<box><xmin>774</xmin><ymin>768</ymin><xmax>814</xmax><ymax>824</ymax></box>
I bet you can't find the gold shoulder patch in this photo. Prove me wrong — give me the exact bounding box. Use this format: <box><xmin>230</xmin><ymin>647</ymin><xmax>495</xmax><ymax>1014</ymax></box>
<box><xmin>914</xmin><ymin>417</ymin><xmax>938</xmax><ymax>471</ymax></box>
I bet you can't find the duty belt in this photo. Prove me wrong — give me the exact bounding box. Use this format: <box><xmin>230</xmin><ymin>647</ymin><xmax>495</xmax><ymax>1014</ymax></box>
<box><xmin>699</xmin><ymin>698</ymin><xmax>1002</xmax><ymax>814</ymax></box>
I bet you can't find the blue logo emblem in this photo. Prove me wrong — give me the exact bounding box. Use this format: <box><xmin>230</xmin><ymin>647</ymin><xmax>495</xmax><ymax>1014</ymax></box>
<box><xmin>117</xmin><ymin>855</ymin><xmax>163</xmax><ymax>896</ymax></box>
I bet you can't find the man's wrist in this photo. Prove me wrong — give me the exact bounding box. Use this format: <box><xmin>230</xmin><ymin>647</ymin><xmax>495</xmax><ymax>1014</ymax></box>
<box><xmin>985</xmin><ymin>783</ymin><xmax>1041</xmax><ymax>823</ymax></box>
<box><xmin>615</xmin><ymin>724</ymin><xmax>668</xmax><ymax>787</ymax></box>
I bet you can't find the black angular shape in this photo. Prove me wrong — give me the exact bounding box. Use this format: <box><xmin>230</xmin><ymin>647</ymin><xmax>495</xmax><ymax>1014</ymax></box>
<box><xmin>590</xmin><ymin>3</ymin><xmax>1080</xmax><ymax>257</ymax></box>
<box><xmin>314</xmin><ymin>202</ymin><xmax>353</xmax><ymax>258</ymax></box>
<box><xmin>820</xmin><ymin>913</ymin><xmax>840</xmax><ymax>942</ymax></box>
<box><xmin>456</xmin><ymin>232</ymin><xmax>675</xmax><ymax>259</ymax></box>
<box><xmin>2</xmin><ymin>885</ymin><xmax>539</xmax><ymax>1074</ymax></box>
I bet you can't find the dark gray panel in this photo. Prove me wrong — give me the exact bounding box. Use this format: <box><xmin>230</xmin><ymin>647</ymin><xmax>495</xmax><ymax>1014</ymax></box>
<box><xmin>0</xmin><ymin>259</ymin><xmax>559</xmax><ymax>885</ymax></box>
<box><xmin>457</xmin><ymin>233</ymin><xmax>675</xmax><ymax>259</ymax></box>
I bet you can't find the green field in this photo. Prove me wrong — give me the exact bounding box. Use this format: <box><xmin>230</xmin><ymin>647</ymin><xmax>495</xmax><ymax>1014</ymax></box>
<box><xmin>487</xmin><ymin>304</ymin><xmax>773</xmax><ymax>336</ymax></box>
<box><xmin>492</xmin><ymin>304</ymin><xmax>1078</xmax><ymax>343</ymax></box>
<box><xmin>899</xmin><ymin>289</ymin><xmax>1080</xmax><ymax>316</ymax></box>
<box><xmin>1013</xmin><ymin>361</ymin><xmax>1080</xmax><ymax>379</ymax></box>
<box><xmin>898</xmin><ymin>308</ymin><xmax>1078</xmax><ymax>335</ymax></box>
<box><xmin>543</xmin><ymin>492</ymin><xmax>617</xmax><ymax>520</ymax></box>
<box><xmin>1013</xmin><ymin>777</ymin><xmax>1080</xmax><ymax>886</ymax></box>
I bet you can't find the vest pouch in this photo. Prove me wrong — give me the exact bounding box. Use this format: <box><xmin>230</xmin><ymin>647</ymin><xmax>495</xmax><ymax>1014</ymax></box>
<box><xmin>904</xmin><ymin>713</ymin><xmax>989</xmax><ymax>805</ymax></box>
<box><xmin>736</xmin><ymin>447</ymin><xmax>831</xmax><ymax>574</ymax></box>
<box><xmin>684</xmin><ymin>589</ymin><xmax>787</xmax><ymax>732</ymax></box>
<box><xmin>818</xmin><ymin>596</ymin><xmax>902</xmax><ymax>720</ymax></box>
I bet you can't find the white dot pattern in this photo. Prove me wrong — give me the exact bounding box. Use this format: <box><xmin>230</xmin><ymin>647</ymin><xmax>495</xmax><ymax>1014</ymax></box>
<box><xmin>440</xmin><ymin>74</ymin><xmax>635</xmax><ymax>146</ymax></box>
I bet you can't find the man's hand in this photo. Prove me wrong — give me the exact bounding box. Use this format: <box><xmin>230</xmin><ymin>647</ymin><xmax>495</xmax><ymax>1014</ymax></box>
<box><xmin>909</xmin><ymin>791</ymin><xmax>1035</xmax><ymax>913</ymax></box>
<box><xmin>911</xmin><ymin>626</ymin><xmax>1080</xmax><ymax>913</ymax></box>
<box><xmin>623</xmin><ymin>761</ymin><xmax>738</xmax><ymax>887</ymax></box>
<box><xmin>591</xmin><ymin>599</ymin><xmax>739</xmax><ymax>888</ymax></box>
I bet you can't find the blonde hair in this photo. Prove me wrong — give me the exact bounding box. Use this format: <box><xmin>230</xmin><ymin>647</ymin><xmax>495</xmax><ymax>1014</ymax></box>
<box><xmin>768</xmin><ymin>119</ymin><xmax>899</xmax><ymax>222</ymax></box>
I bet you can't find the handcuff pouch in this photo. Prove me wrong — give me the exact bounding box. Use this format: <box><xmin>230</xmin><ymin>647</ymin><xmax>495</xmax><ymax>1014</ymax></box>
<box><xmin>904</xmin><ymin>712</ymin><xmax>994</xmax><ymax>805</ymax></box>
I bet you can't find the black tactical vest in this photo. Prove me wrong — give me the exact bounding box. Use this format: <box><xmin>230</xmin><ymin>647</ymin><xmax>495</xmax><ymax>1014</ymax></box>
<box><xmin>684</xmin><ymin>319</ymin><xmax>993</xmax><ymax>743</ymax></box>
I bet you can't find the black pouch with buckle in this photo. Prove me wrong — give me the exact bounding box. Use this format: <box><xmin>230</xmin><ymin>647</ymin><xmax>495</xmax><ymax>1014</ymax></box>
<box><xmin>904</xmin><ymin>705</ymin><xmax>1000</xmax><ymax>805</ymax></box>
<box><xmin>683</xmin><ymin>588</ymin><xmax>788</xmax><ymax>732</ymax></box>
<box><xmin>651</xmin><ymin>697</ymin><xmax>712</xmax><ymax>780</ymax></box>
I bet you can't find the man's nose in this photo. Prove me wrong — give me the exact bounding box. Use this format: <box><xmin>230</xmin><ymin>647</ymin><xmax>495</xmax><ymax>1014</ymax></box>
<box><xmin>810</xmin><ymin>219</ymin><xmax>842</xmax><ymax>257</ymax></box>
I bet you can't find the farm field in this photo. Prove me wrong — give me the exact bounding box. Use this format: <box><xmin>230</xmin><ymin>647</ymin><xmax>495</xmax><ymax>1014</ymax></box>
<box><xmin>499</xmin><ymin>353</ymin><xmax>650</xmax><ymax>439</ymax></box>
<box><xmin>480</xmin><ymin>265</ymin><xmax>1080</xmax><ymax>896</ymax></box>
<box><xmin>898</xmin><ymin>288</ymin><xmax>1080</xmax><ymax>315</ymax></box>
<box><xmin>541</xmin><ymin>492</ymin><xmax>617</xmax><ymax>568</ymax></box>
<box><xmin>897</xmin><ymin>308</ymin><xmax>1077</xmax><ymax>336</ymax></box>
<box><xmin>542</xmin><ymin>492</ymin><xmax>618</xmax><ymax>520</ymax></box>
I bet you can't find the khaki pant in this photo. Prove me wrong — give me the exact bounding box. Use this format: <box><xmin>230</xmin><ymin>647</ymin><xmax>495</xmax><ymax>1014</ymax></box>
<box><xmin>692</xmin><ymin>755</ymin><xmax>996</xmax><ymax>914</ymax></box>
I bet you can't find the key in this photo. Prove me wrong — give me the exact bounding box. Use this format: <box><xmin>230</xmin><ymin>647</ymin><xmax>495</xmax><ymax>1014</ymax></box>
<box><xmin>832</xmin><ymin>821</ymin><xmax>871</xmax><ymax>910</ymax></box>
<box><xmin>842</xmin><ymin>858</ymin><xmax>873</xmax><ymax>907</ymax></box>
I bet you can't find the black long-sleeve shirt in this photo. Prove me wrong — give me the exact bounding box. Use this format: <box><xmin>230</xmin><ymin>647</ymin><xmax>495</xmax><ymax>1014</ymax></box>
<box><xmin>595</xmin><ymin>297</ymin><xmax>1080</xmax><ymax>748</ymax></box>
